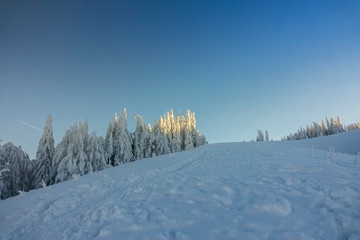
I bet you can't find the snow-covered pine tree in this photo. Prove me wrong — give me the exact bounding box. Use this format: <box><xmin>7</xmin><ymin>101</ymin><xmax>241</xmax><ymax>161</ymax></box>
<box><xmin>53</xmin><ymin>121</ymin><xmax>88</xmax><ymax>183</ymax></box>
<box><xmin>0</xmin><ymin>143</ymin><xmax>33</xmax><ymax>199</ymax></box>
<box><xmin>256</xmin><ymin>130</ymin><xmax>264</xmax><ymax>141</ymax></box>
<box><xmin>330</xmin><ymin>117</ymin><xmax>336</xmax><ymax>135</ymax></box>
<box><xmin>190</xmin><ymin>111</ymin><xmax>196</xmax><ymax>132</ymax></box>
<box><xmin>133</xmin><ymin>115</ymin><xmax>147</xmax><ymax>160</ymax></box>
<box><xmin>170</xmin><ymin>131</ymin><xmax>182</xmax><ymax>153</ymax></box>
<box><xmin>104</xmin><ymin>121</ymin><xmax>114</xmax><ymax>165</ymax></box>
<box><xmin>153</xmin><ymin>121</ymin><xmax>170</xmax><ymax>156</ymax></box>
<box><xmin>0</xmin><ymin>167</ymin><xmax>11</xmax><ymax>199</ymax></box>
<box><xmin>321</xmin><ymin>120</ymin><xmax>327</xmax><ymax>135</ymax></box>
<box><xmin>80</xmin><ymin>119</ymin><xmax>93</xmax><ymax>175</ymax></box>
<box><xmin>184</xmin><ymin>110</ymin><xmax>195</xmax><ymax>150</ymax></box>
<box><xmin>32</xmin><ymin>114</ymin><xmax>55</xmax><ymax>189</ymax></box>
<box><xmin>336</xmin><ymin>116</ymin><xmax>344</xmax><ymax>133</ymax></box>
<box><xmin>144</xmin><ymin>123</ymin><xmax>154</xmax><ymax>158</ymax></box>
<box><xmin>80</xmin><ymin>118</ymin><xmax>89</xmax><ymax>152</ymax></box>
<box><xmin>150</xmin><ymin>122</ymin><xmax>159</xmax><ymax>157</ymax></box>
<box><xmin>306</xmin><ymin>125</ymin><xmax>311</xmax><ymax>139</ymax></box>
<box><xmin>184</xmin><ymin>131</ymin><xmax>194</xmax><ymax>150</ymax></box>
<box><xmin>164</xmin><ymin>112</ymin><xmax>171</xmax><ymax>137</ymax></box>
<box><xmin>169</xmin><ymin>109</ymin><xmax>176</xmax><ymax>138</ymax></box>
<box><xmin>87</xmin><ymin>132</ymin><xmax>108</xmax><ymax>172</ymax></box>
<box><xmin>111</xmin><ymin>113</ymin><xmax>122</xmax><ymax>166</ymax></box>
<box><xmin>113</xmin><ymin>108</ymin><xmax>133</xmax><ymax>164</ymax></box>
<box><xmin>143</xmin><ymin>125</ymin><xmax>150</xmax><ymax>158</ymax></box>
<box><xmin>326</xmin><ymin>117</ymin><xmax>331</xmax><ymax>135</ymax></box>
<box><xmin>177</xmin><ymin>113</ymin><xmax>186</xmax><ymax>150</ymax></box>
<box><xmin>196</xmin><ymin>131</ymin><xmax>208</xmax><ymax>146</ymax></box>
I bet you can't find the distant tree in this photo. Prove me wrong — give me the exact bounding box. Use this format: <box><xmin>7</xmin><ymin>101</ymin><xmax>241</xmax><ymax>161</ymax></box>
<box><xmin>265</xmin><ymin>130</ymin><xmax>269</xmax><ymax>141</ymax></box>
<box><xmin>282</xmin><ymin>116</ymin><xmax>359</xmax><ymax>141</ymax></box>
<box><xmin>195</xmin><ymin>130</ymin><xmax>208</xmax><ymax>146</ymax></box>
<box><xmin>256</xmin><ymin>130</ymin><xmax>264</xmax><ymax>142</ymax></box>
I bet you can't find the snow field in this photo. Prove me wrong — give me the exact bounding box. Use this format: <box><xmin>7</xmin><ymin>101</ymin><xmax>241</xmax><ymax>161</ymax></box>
<box><xmin>0</xmin><ymin>139</ymin><xmax>360</xmax><ymax>240</ymax></box>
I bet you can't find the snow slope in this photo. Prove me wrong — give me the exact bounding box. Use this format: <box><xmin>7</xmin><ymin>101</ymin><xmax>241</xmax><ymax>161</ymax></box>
<box><xmin>0</xmin><ymin>133</ymin><xmax>359</xmax><ymax>240</ymax></box>
<box><xmin>285</xmin><ymin>128</ymin><xmax>360</xmax><ymax>155</ymax></box>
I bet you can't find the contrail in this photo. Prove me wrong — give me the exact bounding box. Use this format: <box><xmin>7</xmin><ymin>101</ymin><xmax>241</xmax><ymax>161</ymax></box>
<box><xmin>18</xmin><ymin>120</ymin><xmax>42</xmax><ymax>132</ymax></box>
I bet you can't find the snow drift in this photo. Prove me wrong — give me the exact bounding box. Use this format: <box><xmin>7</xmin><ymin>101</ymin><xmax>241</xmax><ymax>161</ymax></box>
<box><xmin>0</xmin><ymin>131</ymin><xmax>359</xmax><ymax>240</ymax></box>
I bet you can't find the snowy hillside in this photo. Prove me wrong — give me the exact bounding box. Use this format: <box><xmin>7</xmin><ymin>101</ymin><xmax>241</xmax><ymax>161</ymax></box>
<box><xmin>284</xmin><ymin>128</ymin><xmax>360</xmax><ymax>155</ymax></box>
<box><xmin>0</xmin><ymin>133</ymin><xmax>359</xmax><ymax>240</ymax></box>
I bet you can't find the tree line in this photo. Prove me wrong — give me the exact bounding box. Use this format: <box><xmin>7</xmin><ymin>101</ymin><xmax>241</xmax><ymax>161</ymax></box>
<box><xmin>281</xmin><ymin>116</ymin><xmax>360</xmax><ymax>141</ymax></box>
<box><xmin>0</xmin><ymin>109</ymin><xmax>207</xmax><ymax>199</ymax></box>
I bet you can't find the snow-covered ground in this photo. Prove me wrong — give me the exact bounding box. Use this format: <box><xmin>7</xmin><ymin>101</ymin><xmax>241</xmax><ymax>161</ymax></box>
<box><xmin>0</xmin><ymin>132</ymin><xmax>359</xmax><ymax>240</ymax></box>
<box><xmin>285</xmin><ymin>128</ymin><xmax>360</xmax><ymax>155</ymax></box>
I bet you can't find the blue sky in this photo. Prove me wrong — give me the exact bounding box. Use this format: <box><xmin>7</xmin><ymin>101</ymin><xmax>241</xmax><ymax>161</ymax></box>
<box><xmin>1</xmin><ymin>0</ymin><xmax>360</xmax><ymax>159</ymax></box>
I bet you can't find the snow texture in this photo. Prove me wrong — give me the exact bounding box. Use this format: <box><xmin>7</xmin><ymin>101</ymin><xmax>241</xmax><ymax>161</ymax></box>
<box><xmin>0</xmin><ymin>131</ymin><xmax>359</xmax><ymax>240</ymax></box>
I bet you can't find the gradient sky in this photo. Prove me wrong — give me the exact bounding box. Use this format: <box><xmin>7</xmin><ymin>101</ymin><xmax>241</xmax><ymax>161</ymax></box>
<box><xmin>1</xmin><ymin>0</ymin><xmax>360</xmax><ymax>159</ymax></box>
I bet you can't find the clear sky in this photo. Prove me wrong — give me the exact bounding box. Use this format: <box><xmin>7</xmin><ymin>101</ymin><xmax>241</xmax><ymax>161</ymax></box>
<box><xmin>1</xmin><ymin>0</ymin><xmax>360</xmax><ymax>159</ymax></box>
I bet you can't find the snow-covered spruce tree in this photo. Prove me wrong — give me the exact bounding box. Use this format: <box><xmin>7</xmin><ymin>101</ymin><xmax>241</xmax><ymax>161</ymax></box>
<box><xmin>32</xmin><ymin>114</ymin><xmax>55</xmax><ymax>189</ymax></box>
<box><xmin>53</xmin><ymin>120</ymin><xmax>89</xmax><ymax>183</ymax></box>
<box><xmin>176</xmin><ymin>113</ymin><xmax>186</xmax><ymax>150</ymax></box>
<box><xmin>170</xmin><ymin>131</ymin><xmax>182</xmax><ymax>153</ymax></box>
<box><xmin>0</xmin><ymin>143</ymin><xmax>33</xmax><ymax>199</ymax></box>
<box><xmin>256</xmin><ymin>130</ymin><xmax>264</xmax><ymax>141</ymax></box>
<box><xmin>87</xmin><ymin>132</ymin><xmax>108</xmax><ymax>172</ymax></box>
<box><xmin>104</xmin><ymin>121</ymin><xmax>113</xmax><ymax>165</ymax></box>
<box><xmin>0</xmin><ymin>167</ymin><xmax>11</xmax><ymax>199</ymax></box>
<box><xmin>184</xmin><ymin>131</ymin><xmax>194</xmax><ymax>150</ymax></box>
<box><xmin>183</xmin><ymin>110</ymin><xmax>193</xmax><ymax>150</ymax></box>
<box><xmin>168</xmin><ymin>109</ymin><xmax>182</xmax><ymax>153</ymax></box>
<box><xmin>133</xmin><ymin>115</ymin><xmax>147</xmax><ymax>160</ymax></box>
<box><xmin>0</xmin><ymin>145</ymin><xmax>11</xmax><ymax>199</ymax></box>
<box><xmin>159</xmin><ymin>110</ymin><xmax>182</xmax><ymax>153</ymax></box>
<box><xmin>195</xmin><ymin>131</ymin><xmax>208</xmax><ymax>146</ymax></box>
<box><xmin>312</xmin><ymin>122</ymin><xmax>322</xmax><ymax>137</ymax></box>
<box><xmin>264</xmin><ymin>130</ymin><xmax>269</xmax><ymax>141</ymax></box>
<box><xmin>325</xmin><ymin>117</ymin><xmax>331</xmax><ymax>135</ymax></box>
<box><xmin>111</xmin><ymin>113</ymin><xmax>121</xmax><ymax>166</ymax></box>
<box><xmin>152</xmin><ymin>121</ymin><xmax>170</xmax><ymax>156</ymax></box>
<box><xmin>80</xmin><ymin>119</ymin><xmax>93</xmax><ymax>174</ymax></box>
<box><xmin>321</xmin><ymin>120</ymin><xmax>327</xmax><ymax>135</ymax></box>
<box><xmin>144</xmin><ymin>123</ymin><xmax>155</xmax><ymax>158</ymax></box>
<box><xmin>169</xmin><ymin>109</ymin><xmax>176</xmax><ymax>137</ymax></box>
<box><xmin>113</xmin><ymin>108</ymin><xmax>133</xmax><ymax>165</ymax></box>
